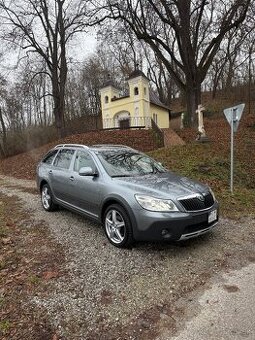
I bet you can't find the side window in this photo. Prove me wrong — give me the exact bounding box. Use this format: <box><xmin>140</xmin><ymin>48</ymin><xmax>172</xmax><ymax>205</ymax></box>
<box><xmin>42</xmin><ymin>150</ymin><xmax>58</xmax><ymax>165</ymax></box>
<box><xmin>53</xmin><ymin>149</ymin><xmax>75</xmax><ymax>169</ymax></box>
<box><xmin>134</xmin><ymin>87</ymin><xmax>139</xmax><ymax>95</ymax></box>
<box><xmin>74</xmin><ymin>151</ymin><xmax>96</xmax><ymax>173</ymax></box>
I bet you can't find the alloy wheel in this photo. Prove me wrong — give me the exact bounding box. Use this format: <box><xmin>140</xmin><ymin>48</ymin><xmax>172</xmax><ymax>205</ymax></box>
<box><xmin>42</xmin><ymin>186</ymin><xmax>51</xmax><ymax>210</ymax></box>
<box><xmin>105</xmin><ymin>209</ymin><xmax>126</xmax><ymax>244</ymax></box>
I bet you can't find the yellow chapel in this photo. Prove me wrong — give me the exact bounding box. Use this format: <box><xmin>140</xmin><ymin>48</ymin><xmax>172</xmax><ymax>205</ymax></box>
<box><xmin>100</xmin><ymin>70</ymin><xmax>171</xmax><ymax>129</ymax></box>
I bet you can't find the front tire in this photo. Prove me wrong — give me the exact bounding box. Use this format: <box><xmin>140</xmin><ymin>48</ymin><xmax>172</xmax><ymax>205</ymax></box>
<box><xmin>103</xmin><ymin>204</ymin><xmax>133</xmax><ymax>248</ymax></box>
<box><xmin>41</xmin><ymin>184</ymin><xmax>57</xmax><ymax>212</ymax></box>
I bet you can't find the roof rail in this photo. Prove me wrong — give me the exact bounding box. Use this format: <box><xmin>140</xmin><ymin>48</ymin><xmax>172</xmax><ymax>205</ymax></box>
<box><xmin>54</xmin><ymin>144</ymin><xmax>89</xmax><ymax>149</ymax></box>
<box><xmin>92</xmin><ymin>144</ymin><xmax>133</xmax><ymax>149</ymax></box>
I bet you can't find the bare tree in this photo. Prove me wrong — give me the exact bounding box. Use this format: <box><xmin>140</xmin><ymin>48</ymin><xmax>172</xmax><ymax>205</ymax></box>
<box><xmin>143</xmin><ymin>45</ymin><xmax>179</xmax><ymax>105</ymax></box>
<box><xmin>66</xmin><ymin>55</ymin><xmax>113</xmax><ymax>118</ymax></box>
<box><xmin>0</xmin><ymin>0</ymin><xmax>90</xmax><ymax>137</ymax></box>
<box><xmin>94</xmin><ymin>0</ymin><xmax>251</xmax><ymax>125</ymax></box>
<box><xmin>97</xmin><ymin>24</ymin><xmax>179</xmax><ymax>105</ymax></box>
<box><xmin>208</xmin><ymin>29</ymin><xmax>242</xmax><ymax>98</ymax></box>
<box><xmin>97</xmin><ymin>22</ymin><xmax>144</xmax><ymax>77</ymax></box>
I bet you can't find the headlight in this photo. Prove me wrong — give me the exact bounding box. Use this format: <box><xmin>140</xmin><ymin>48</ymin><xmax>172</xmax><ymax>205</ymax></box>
<box><xmin>135</xmin><ymin>195</ymin><xmax>179</xmax><ymax>212</ymax></box>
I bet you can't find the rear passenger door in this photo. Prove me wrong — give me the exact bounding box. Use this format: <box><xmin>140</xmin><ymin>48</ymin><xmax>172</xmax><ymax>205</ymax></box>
<box><xmin>50</xmin><ymin>148</ymin><xmax>75</xmax><ymax>202</ymax></box>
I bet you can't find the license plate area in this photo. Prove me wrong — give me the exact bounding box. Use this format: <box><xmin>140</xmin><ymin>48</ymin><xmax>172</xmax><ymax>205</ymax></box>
<box><xmin>208</xmin><ymin>209</ymin><xmax>217</xmax><ymax>224</ymax></box>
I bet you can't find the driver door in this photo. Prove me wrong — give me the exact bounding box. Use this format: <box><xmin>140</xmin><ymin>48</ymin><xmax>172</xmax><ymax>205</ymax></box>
<box><xmin>68</xmin><ymin>150</ymin><xmax>101</xmax><ymax>218</ymax></box>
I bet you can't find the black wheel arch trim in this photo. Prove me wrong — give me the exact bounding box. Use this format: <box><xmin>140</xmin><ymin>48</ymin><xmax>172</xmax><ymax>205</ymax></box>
<box><xmin>40</xmin><ymin>180</ymin><xmax>58</xmax><ymax>205</ymax></box>
<box><xmin>40</xmin><ymin>179</ymin><xmax>48</xmax><ymax>192</ymax></box>
<box><xmin>100</xmin><ymin>195</ymin><xmax>138</xmax><ymax>238</ymax></box>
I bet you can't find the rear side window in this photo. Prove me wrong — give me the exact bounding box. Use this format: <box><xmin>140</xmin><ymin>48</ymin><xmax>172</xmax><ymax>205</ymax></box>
<box><xmin>53</xmin><ymin>149</ymin><xmax>75</xmax><ymax>169</ymax></box>
<box><xmin>42</xmin><ymin>150</ymin><xmax>58</xmax><ymax>165</ymax></box>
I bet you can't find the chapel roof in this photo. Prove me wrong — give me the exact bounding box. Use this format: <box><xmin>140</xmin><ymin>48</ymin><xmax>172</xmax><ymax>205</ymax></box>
<box><xmin>128</xmin><ymin>69</ymin><xmax>149</xmax><ymax>80</ymax></box>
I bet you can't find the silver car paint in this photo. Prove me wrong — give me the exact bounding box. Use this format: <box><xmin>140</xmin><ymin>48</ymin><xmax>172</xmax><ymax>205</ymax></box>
<box><xmin>37</xmin><ymin>145</ymin><xmax>219</xmax><ymax>242</ymax></box>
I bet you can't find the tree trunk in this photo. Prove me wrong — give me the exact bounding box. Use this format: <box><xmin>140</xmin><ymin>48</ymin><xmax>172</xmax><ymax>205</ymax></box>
<box><xmin>225</xmin><ymin>63</ymin><xmax>234</xmax><ymax>92</ymax></box>
<box><xmin>185</xmin><ymin>80</ymin><xmax>201</xmax><ymax>127</ymax></box>
<box><xmin>58</xmin><ymin>0</ymin><xmax>67</xmax><ymax>137</ymax></box>
<box><xmin>53</xmin><ymin>93</ymin><xmax>66</xmax><ymax>139</ymax></box>
<box><xmin>51</xmin><ymin>51</ymin><xmax>66</xmax><ymax>138</ymax></box>
<box><xmin>0</xmin><ymin>107</ymin><xmax>7</xmax><ymax>157</ymax></box>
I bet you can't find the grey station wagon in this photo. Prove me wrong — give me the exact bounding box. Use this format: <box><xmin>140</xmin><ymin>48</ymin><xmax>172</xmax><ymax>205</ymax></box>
<box><xmin>36</xmin><ymin>144</ymin><xmax>219</xmax><ymax>247</ymax></box>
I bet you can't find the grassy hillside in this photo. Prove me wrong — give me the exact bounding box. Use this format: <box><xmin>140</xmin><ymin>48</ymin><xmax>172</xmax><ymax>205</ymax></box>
<box><xmin>150</xmin><ymin>115</ymin><xmax>255</xmax><ymax>218</ymax></box>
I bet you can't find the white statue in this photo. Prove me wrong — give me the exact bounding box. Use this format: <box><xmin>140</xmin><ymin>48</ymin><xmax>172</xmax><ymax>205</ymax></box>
<box><xmin>196</xmin><ymin>104</ymin><xmax>206</xmax><ymax>139</ymax></box>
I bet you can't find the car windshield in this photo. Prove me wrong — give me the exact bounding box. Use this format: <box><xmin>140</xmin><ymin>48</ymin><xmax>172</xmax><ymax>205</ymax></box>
<box><xmin>96</xmin><ymin>150</ymin><xmax>167</xmax><ymax>177</ymax></box>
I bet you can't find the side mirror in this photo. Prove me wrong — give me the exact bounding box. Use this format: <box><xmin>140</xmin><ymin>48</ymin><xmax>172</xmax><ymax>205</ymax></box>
<box><xmin>79</xmin><ymin>167</ymin><xmax>96</xmax><ymax>177</ymax></box>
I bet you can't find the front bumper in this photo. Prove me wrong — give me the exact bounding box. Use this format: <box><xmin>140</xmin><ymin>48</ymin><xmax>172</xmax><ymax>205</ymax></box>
<box><xmin>131</xmin><ymin>202</ymin><xmax>219</xmax><ymax>242</ymax></box>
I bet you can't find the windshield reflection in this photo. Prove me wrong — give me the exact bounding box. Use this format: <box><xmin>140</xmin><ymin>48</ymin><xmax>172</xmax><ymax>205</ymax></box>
<box><xmin>97</xmin><ymin>151</ymin><xmax>166</xmax><ymax>177</ymax></box>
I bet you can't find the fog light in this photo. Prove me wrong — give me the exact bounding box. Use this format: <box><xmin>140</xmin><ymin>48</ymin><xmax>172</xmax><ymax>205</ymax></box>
<box><xmin>161</xmin><ymin>229</ymin><xmax>172</xmax><ymax>239</ymax></box>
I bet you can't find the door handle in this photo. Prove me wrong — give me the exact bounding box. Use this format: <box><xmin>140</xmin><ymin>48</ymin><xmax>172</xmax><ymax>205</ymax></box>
<box><xmin>69</xmin><ymin>176</ymin><xmax>74</xmax><ymax>181</ymax></box>
<box><xmin>49</xmin><ymin>170</ymin><xmax>53</xmax><ymax>175</ymax></box>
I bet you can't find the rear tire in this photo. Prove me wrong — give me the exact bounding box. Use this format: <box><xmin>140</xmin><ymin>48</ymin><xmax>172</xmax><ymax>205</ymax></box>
<box><xmin>103</xmin><ymin>204</ymin><xmax>133</xmax><ymax>248</ymax></box>
<box><xmin>41</xmin><ymin>184</ymin><xmax>57</xmax><ymax>212</ymax></box>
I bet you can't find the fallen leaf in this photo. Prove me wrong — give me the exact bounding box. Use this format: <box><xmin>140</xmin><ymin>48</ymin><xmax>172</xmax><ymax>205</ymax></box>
<box><xmin>42</xmin><ymin>271</ymin><xmax>59</xmax><ymax>280</ymax></box>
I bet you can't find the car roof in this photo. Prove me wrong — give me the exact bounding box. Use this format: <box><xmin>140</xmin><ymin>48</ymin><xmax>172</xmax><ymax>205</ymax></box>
<box><xmin>54</xmin><ymin>144</ymin><xmax>137</xmax><ymax>152</ymax></box>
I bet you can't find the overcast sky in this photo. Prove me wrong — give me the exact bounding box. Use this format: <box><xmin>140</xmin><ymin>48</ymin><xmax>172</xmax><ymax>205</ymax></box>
<box><xmin>69</xmin><ymin>30</ymin><xmax>97</xmax><ymax>62</ymax></box>
<box><xmin>0</xmin><ymin>30</ymin><xmax>97</xmax><ymax>82</ymax></box>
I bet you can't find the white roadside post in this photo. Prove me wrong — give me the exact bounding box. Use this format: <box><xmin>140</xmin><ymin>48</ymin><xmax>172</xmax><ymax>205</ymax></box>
<box><xmin>180</xmin><ymin>112</ymin><xmax>185</xmax><ymax>129</ymax></box>
<box><xmin>223</xmin><ymin>104</ymin><xmax>245</xmax><ymax>194</ymax></box>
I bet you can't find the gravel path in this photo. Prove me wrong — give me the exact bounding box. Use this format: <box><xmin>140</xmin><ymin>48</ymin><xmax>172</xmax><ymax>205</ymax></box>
<box><xmin>0</xmin><ymin>174</ymin><xmax>254</xmax><ymax>339</ymax></box>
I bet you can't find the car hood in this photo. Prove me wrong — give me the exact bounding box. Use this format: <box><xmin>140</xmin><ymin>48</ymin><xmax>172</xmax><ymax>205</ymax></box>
<box><xmin>113</xmin><ymin>172</ymin><xmax>208</xmax><ymax>199</ymax></box>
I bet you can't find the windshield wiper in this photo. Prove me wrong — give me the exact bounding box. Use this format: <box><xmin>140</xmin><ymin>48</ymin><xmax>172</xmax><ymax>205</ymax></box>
<box><xmin>111</xmin><ymin>174</ymin><xmax>133</xmax><ymax>178</ymax></box>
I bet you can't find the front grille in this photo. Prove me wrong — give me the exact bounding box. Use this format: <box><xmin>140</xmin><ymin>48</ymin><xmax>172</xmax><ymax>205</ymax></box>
<box><xmin>179</xmin><ymin>192</ymin><xmax>214</xmax><ymax>211</ymax></box>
